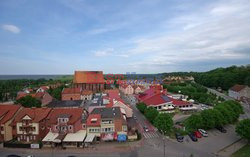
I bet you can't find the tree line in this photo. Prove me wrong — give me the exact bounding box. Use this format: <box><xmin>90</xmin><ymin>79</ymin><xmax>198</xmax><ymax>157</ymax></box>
<box><xmin>162</xmin><ymin>65</ymin><xmax>250</xmax><ymax>91</ymax></box>
<box><xmin>184</xmin><ymin>100</ymin><xmax>244</xmax><ymax>132</ymax></box>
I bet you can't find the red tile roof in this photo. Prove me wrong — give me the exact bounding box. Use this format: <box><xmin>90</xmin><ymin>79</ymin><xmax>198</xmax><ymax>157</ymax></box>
<box><xmin>0</xmin><ymin>104</ymin><xmax>21</xmax><ymax>124</ymax></box>
<box><xmin>144</xmin><ymin>94</ymin><xmax>171</xmax><ymax>106</ymax></box>
<box><xmin>170</xmin><ymin>98</ymin><xmax>191</xmax><ymax>106</ymax></box>
<box><xmin>47</xmin><ymin>108</ymin><xmax>83</xmax><ymax>125</ymax></box>
<box><xmin>62</xmin><ymin>88</ymin><xmax>81</xmax><ymax>94</ymax></box>
<box><xmin>230</xmin><ymin>84</ymin><xmax>247</xmax><ymax>92</ymax></box>
<box><xmin>40</xmin><ymin>86</ymin><xmax>49</xmax><ymax>90</ymax></box>
<box><xmin>13</xmin><ymin>107</ymin><xmax>51</xmax><ymax>123</ymax></box>
<box><xmin>86</xmin><ymin>114</ymin><xmax>101</xmax><ymax>127</ymax></box>
<box><xmin>16</xmin><ymin>92</ymin><xmax>28</xmax><ymax>100</ymax></box>
<box><xmin>73</xmin><ymin>71</ymin><xmax>105</xmax><ymax>84</ymax></box>
<box><xmin>105</xmin><ymin>89</ymin><xmax>120</xmax><ymax>99</ymax></box>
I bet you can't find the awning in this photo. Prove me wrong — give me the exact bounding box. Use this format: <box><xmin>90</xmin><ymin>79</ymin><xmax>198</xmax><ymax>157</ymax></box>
<box><xmin>63</xmin><ymin>130</ymin><xmax>86</xmax><ymax>142</ymax></box>
<box><xmin>84</xmin><ymin>134</ymin><xmax>95</xmax><ymax>143</ymax></box>
<box><xmin>42</xmin><ymin>132</ymin><xmax>59</xmax><ymax>142</ymax></box>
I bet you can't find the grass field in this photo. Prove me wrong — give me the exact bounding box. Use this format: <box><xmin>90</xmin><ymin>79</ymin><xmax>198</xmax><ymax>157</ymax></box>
<box><xmin>231</xmin><ymin>144</ymin><xmax>250</xmax><ymax>157</ymax></box>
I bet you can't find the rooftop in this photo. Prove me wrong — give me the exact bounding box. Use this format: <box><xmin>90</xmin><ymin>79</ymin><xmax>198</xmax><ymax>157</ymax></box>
<box><xmin>47</xmin><ymin>100</ymin><xmax>83</xmax><ymax>108</ymax></box>
<box><xmin>73</xmin><ymin>71</ymin><xmax>105</xmax><ymax>84</ymax></box>
<box><xmin>91</xmin><ymin>107</ymin><xmax>121</xmax><ymax>119</ymax></box>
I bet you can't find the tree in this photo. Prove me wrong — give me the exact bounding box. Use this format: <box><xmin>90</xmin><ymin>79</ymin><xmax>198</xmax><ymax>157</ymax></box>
<box><xmin>185</xmin><ymin>114</ymin><xmax>203</xmax><ymax>131</ymax></box>
<box><xmin>48</xmin><ymin>85</ymin><xmax>64</xmax><ymax>100</ymax></box>
<box><xmin>154</xmin><ymin>113</ymin><xmax>173</xmax><ymax>134</ymax></box>
<box><xmin>236</xmin><ymin>119</ymin><xmax>250</xmax><ymax>141</ymax></box>
<box><xmin>201</xmin><ymin>109</ymin><xmax>216</xmax><ymax>129</ymax></box>
<box><xmin>145</xmin><ymin>107</ymin><xmax>159</xmax><ymax>123</ymax></box>
<box><xmin>16</xmin><ymin>95</ymin><xmax>41</xmax><ymax>108</ymax></box>
<box><xmin>136</xmin><ymin>103</ymin><xmax>147</xmax><ymax>114</ymax></box>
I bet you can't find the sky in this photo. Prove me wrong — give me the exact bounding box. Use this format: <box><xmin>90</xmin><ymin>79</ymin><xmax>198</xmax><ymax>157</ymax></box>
<box><xmin>0</xmin><ymin>0</ymin><xmax>250</xmax><ymax>74</ymax></box>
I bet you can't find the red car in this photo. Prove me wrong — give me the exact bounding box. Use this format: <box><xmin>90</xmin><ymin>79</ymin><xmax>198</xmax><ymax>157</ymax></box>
<box><xmin>194</xmin><ymin>131</ymin><xmax>202</xmax><ymax>138</ymax></box>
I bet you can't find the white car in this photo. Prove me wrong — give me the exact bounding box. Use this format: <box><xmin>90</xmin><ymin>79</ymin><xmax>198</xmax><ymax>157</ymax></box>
<box><xmin>198</xmin><ymin>129</ymin><xmax>208</xmax><ymax>137</ymax></box>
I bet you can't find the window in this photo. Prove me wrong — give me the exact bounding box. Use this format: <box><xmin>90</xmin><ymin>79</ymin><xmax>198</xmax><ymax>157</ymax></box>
<box><xmin>1</xmin><ymin>126</ymin><xmax>4</xmax><ymax>131</ymax></box>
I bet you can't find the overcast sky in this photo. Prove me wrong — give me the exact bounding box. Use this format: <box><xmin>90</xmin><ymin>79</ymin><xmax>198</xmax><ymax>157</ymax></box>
<box><xmin>0</xmin><ymin>0</ymin><xmax>250</xmax><ymax>74</ymax></box>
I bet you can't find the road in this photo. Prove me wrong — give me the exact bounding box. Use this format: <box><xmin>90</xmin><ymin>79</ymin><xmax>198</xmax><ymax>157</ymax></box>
<box><xmin>207</xmin><ymin>87</ymin><xmax>250</xmax><ymax>120</ymax></box>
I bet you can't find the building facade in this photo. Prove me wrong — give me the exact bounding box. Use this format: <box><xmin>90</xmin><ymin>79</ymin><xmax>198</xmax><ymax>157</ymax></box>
<box><xmin>73</xmin><ymin>71</ymin><xmax>105</xmax><ymax>92</ymax></box>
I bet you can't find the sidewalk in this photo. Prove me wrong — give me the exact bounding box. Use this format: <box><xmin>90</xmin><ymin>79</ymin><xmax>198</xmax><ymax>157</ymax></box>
<box><xmin>1</xmin><ymin>140</ymin><xmax>144</xmax><ymax>154</ymax></box>
<box><xmin>216</xmin><ymin>138</ymin><xmax>248</xmax><ymax>157</ymax></box>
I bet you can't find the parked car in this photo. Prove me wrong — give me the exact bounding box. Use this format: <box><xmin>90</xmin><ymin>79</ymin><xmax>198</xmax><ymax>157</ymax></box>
<box><xmin>216</xmin><ymin>126</ymin><xmax>227</xmax><ymax>133</ymax></box>
<box><xmin>198</xmin><ymin>129</ymin><xmax>208</xmax><ymax>137</ymax></box>
<box><xmin>175</xmin><ymin>132</ymin><xmax>184</xmax><ymax>142</ymax></box>
<box><xmin>194</xmin><ymin>131</ymin><xmax>202</xmax><ymax>138</ymax></box>
<box><xmin>143</xmin><ymin>126</ymin><xmax>149</xmax><ymax>132</ymax></box>
<box><xmin>188</xmin><ymin>133</ymin><xmax>198</xmax><ymax>142</ymax></box>
<box><xmin>134</xmin><ymin>116</ymin><xmax>137</xmax><ymax>120</ymax></box>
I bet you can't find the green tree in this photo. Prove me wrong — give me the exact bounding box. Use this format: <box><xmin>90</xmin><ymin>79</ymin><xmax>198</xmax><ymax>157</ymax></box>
<box><xmin>154</xmin><ymin>113</ymin><xmax>173</xmax><ymax>134</ymax></box>
<box><xmin>185</xmin><ymin>114</ymin><xmax>203</xmax><ymax>131</ymax></box>
<box><xmin>16</xmin><ymin>95</ymin><xmax>41</xmax><ymax>108</ymax></box>
<box><xmin>136</xmin><ymin>103</ymin><xmax>147</xmax><ymax>114</ymax></box>
<box><xmin>236</xmin><ymin>119</ymin><xmax>250</xmax><ymax>141</ymax></box>
<box><xmin>144</xmin><ymin>107</ymin><xmax>159</xmax><ymax>123</ymax></box>
<box><xmin>201</xmin><ymin>109</ymin><xmax>216</xmax><ymax>129</ymax></box>
<box><xmin>48</xmin><ymin>85</ymin><xmax>64</xmax><ymax>100</ymax></box>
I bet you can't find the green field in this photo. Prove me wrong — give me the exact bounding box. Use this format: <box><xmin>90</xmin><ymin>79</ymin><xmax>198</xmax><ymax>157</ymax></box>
<box><xmin>231</xmin><ymin>144</ymin><xmax>250</xmax><ymax>157</ymax></box>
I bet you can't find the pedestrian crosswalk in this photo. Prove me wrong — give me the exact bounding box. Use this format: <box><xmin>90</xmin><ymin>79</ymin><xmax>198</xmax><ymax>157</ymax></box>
<box><xmin>143</xmin><ymin>132</ymin><xmax>161</xmax><ymax>139</ymax></box>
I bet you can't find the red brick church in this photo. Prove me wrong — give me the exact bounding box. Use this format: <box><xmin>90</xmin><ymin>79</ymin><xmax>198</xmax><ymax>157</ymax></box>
<box><xmin>73</xmin><ymin>71</ymin><xmax>105</xmax><ymax>92</ymax></box>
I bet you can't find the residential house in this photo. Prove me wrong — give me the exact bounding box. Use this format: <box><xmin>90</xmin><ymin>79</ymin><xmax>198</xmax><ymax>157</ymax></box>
<box><xmin>119</xmin><ymin>84</ymin><xmax>134</xmax><ymax>95</ymax></box>
<box><xmin>73</xmin><ymin>71</ymin><xmax>105</xmax><ymax>92</ymax></box>
<box><xmin>228</xmin><ymin>84</ymin><xmax>250</xmax><ymax>100</ymax></box>
<box><xmin>43</xmin><ymin>108</ymin><xmax>86</xmax><ymax>147</ymax></box>
<box><xmin>37</xmin><ymin>86</ymin><xmax>49</xmax><ymax>93</ymax></box>
<box><xmin>16</xmin><ymin>91</ymin><xmax>53</xmax><ymax>106</ymax></box>
<box><xmin>12</xmin><ymin>108</ymin><xmax>52</xmax><ymax>143</ymax></box>
<box><xmin>90</xmin><ymin>107</ymin><xmax>128</xmax><ymax>141</ymax></box>
<box><xmin>86</xmin><ymin>114</ymin><xmax>101</xmax><ymax>139</ymax></box>
<box><xmin>61</xmin><ymin>88</ymin><xmax>81</xmax><ymax>101</ymax></box>
<box><xmin>133</xmin><ymin>85</ymin><xmax>145</xmax><ymax>94</ymax></box>
<box><xmin>0</xmin><ymin>104</ymin><xmax>22</xmax><ymax>142</ymax></box>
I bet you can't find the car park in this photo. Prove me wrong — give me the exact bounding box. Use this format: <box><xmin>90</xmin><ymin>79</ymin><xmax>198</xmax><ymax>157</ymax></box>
<box><xmin>188</xmin><ymin>133</ymin><xmax>198</xmax><ymax>142</ymax></box>
<box><xmin>216</xmin><ymin>126</ymin><xmax>227</xmax><ymax>133</ymax></box>
<box><xmin>143</xmin><ymin>126</ymin><xmax>149</xmax><ymax>132</ymax></box>
<box><xmin>194</xmin><ymin>131</ymin><xmax>202</xmax><ymax>138</ymax></box>
<box><xmin>175</xmin><ymin>132</ymin><xmax>184</xmax><ymax>142</ymax></box>
<box><xmin>198</xmin><ymin>129</ymin><xmax>208</xmax><ymax>137</ymax></box>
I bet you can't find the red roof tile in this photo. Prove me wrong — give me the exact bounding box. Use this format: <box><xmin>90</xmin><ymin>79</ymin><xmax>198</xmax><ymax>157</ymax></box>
<box><xmin>16</xmin><ymin>92</ymin><xmax>28</xmax><ymax>100</ymax></box>
<box><xmin>86</xmin><ymin>114</ymin><xmax>101</xmax><ymax>127</ymax></box>
<box><xmin>13</xmin><ymin>107</ymin><xmax>51</xmax><ymax>123</ymax></box>
<box><xmin>230</xmin><ymin>84</ymin><xmax>247</xmax><ymax>92</ymax></box>
<box><xmin>144</xmin><ymin>94</ymin><xmax>170</xmax><ymax>106</ymax></box>
<box><xmin>0</xmin><ymin>104</ymin><xmax>21</xmax><ymax>124</ymax></box>
<box><xmin>170</xmin><ymin>98</ymin><xmax>191</xmax><ymax>106</ymax></box>
<box><xmin>62</xmin><ymin>88</ymin><xmax>81</xmax><ymax>94</ymax></box>
<box><xmin>47</xmin><ymin>108</ymin><xmax>83</xmax><ymax>125</ymax></box>
<box><xmin>73</xmin><ymin>71</ymin><xmax>105</xmax><ymax>84</ymax></box>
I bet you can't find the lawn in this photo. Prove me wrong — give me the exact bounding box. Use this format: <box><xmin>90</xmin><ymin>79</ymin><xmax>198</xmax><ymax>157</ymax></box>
<box><xmin>231</xmin><ymin>144</ymin><xmax>250</xmax><ymax>157</ymax></box>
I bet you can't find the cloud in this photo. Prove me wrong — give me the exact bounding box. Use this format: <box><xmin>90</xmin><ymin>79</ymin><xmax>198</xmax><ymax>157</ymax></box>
<box><xmin>94</xmin><ymin>48</ymin><xmax>114</xmax><ymax>57</ymax></box>
<box><xmin>2</xmin><ymin>24</ymin><xmax>21</xmax><ymax>34</ymax></box>
<box><xmin>125</xmin><ymin>0</ymin><xmax>250</xmax><ymax>72</ymax></box>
